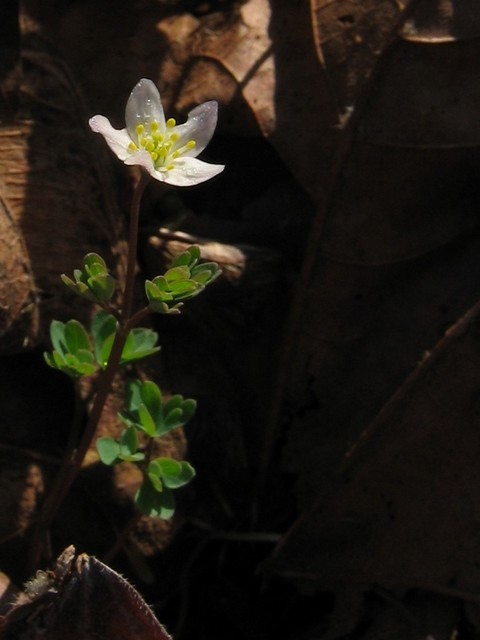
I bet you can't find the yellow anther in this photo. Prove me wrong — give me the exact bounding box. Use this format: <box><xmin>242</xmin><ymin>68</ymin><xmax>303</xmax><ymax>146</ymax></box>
<box><xmin>150</xmin><ymin>121</ymin><xmax>159</xmax><ymax>132</ymax></box>
<box><xmin>186</xmin><ymin>140</ymin><xmax>196</xmax><ymax>149</ymax></box>
<box><xmin>135</xmin><ymin>123</ymin><xmax>145</xmax><ymax>135</ymax></box>
<box><xmin>167</xmin><ymin>164</ymin><xmax>175</xmax><ymax>171</ymax></box>
<box><xmin>166</xmin><ymin>118</ymin><xmax>176</xmax><ymax>129</ymax></box>
<box><xmin>153</xmin><ymin>132</ymin><xmax>163</xmax><ymax>142</ymax></box>
<box><xmin>172</xmin><ymin>151</ymin><xmax>180</xmax><ymax>159</ymax></box>
<box><xmin>170</xmin><ymin>132</ymin><xmax>179</xmax><ymax>142</ymax></box>
<box><xmin>140</xmin><ymin>138</ymin><xmax>147</xmax><ymax>147</ymax></box>
<box><xmin>128</xmin><ymin>142</ymin><xmax>138</xmax><ymax>152</ymax></box>
<box><xmin>151</xmin><ymin>152</ymin><xmax>158</xmax><ymax>161</ymax></box>
<box><xmin>146</xmin><ymin>141</ymin><xmax>155</xmax><ymax>152</ymax></box>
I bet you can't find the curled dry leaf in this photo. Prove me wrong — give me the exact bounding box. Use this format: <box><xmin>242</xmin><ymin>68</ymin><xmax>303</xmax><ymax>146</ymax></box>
<box><xmin>0</xmin><ymin>546</ymin><xmax>171</xmax><ymax>639</ymax></box>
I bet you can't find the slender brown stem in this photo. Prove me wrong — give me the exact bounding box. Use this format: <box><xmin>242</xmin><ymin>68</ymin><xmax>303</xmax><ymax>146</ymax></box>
<box><xmin>128</xmin><ymin>305</ymin><xmax>151</xmax><ymax>330</ymax></box>
<box><xmin>29</xmin><ymin>172</ymin><xmax>151</xmax><ymax>570</ymax></box>
<box><xmin>121</xmin><ymin>172</ymin><xmax>149</xmax><ymax>320</ymax></box>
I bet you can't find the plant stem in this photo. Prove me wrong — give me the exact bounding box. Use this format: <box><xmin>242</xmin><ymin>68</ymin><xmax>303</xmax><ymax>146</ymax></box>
<box><xmin>121</xmin><ymin>172</ymin><xmax>150</xmax><ymax>320</ymax></box>
<box><xmin>29</xmin><ymin>172</ymin><xmax>150</xmax><ymax>570</ymax></box>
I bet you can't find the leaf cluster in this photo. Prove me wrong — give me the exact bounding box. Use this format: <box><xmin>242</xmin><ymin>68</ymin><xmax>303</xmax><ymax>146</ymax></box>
<box><xmin>92</xmin><ymin>311</ymin><xmax>160</xmax><ymax>369</ymax></box>
<box><xmin>44</xmin><ymin>312</ymin><xmax>160</xmax><ymax>378</ymax></box>
<box><xmin>61</xmin><ymin>253</ymin><xmax>116</xmax><ymax>305</ymax></box>
<box><xmin>44</xmin><ymin>319</ymin><xmax>97</xmax><ymax>378</ymax></box>
<box><xmin>48</xmin><ymin>246</ymin><xmax>217</xmax><ymax>518</ymax></box>
<box><xmin>145</xmin><ymin>246</ymin><xmax>221</xmax><ymax>314</ymax></box>
<box><xmin>96</xmin><ymin>379</ymin><xmax>196</xmax><ymax>518</ymax></box>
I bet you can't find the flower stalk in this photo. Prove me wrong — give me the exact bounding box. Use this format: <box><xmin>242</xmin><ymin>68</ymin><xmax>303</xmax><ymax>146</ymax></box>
<box><xmin>30</xmin><ymin>173</ymin><xmax>150</xmax><ymax>570</ymax></box>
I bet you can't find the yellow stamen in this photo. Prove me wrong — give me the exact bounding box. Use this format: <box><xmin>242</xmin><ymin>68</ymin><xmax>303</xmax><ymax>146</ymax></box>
<box><xmin>128</xmin><ymin>115</ymin><xmax>197</xmax><ymax>172</ymax></box>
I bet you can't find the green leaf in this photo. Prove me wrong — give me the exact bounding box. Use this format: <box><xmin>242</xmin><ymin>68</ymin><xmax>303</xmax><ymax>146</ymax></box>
<box><xmin>45</xmin><ymin>319</ymin><xmax>97</xmax><ymax>378</ymax></box>
<box><xmin>163</xmin><ymin>394</ymin><xmax>183</xmax><ymax>414</ymax></box>
<box><xmin>125</xmin><ymin>379</ymin><xmax>143</xmax><ymax>412</ymax></box>
<box><xmin>120</xmin><ymin>328</ymin><xmax>160</xmax><ymax>365</ymax></box>
<box><xmin>150</xmin><ymin>276</ymin><xmax>169</xmax><ymax>294</ymax></box>
<box><xmin>163</xmin><ymin>461</ymin><xmax>196</xmax><ymax>489</ymax></box>
<box><xmin>96</xmin><ymin>437</ymin><xmax>120</xmax><ymax>465</ymax></box>
<box><xmin>119</xmin><ymin>425</ymin><xmax>139</xmax><ymax>455</ymax></box>
<box><xmin>135</xmin><ymin>480</ymin><xmax>176</xmax><ymax>519</ymax></box>
<box><xmin>84</xmin><ymin>252</ymin><xmax>107</xmax><ymax>273</ymax></box>
<box><xmin>147</xmin><ymin>470</ymin><xmax>163</xmax><ymax>493</ymax></box>
<box><xmin>156</xmin><ymin>457</ymin><xmax>182</xmax><ymax>477</ymax></box>
<box><xmin>191</xmin><ymin>263</ymin><xmax>221</xmax><ymax>285</ymax></box>
<box><xmin>43</xmin><ymin>351</ymin><xmax>56</xmax><ymax>369</ymax></box>
<box><xmin>64</xmin><ymin>319</ymin><xmax>91</xmax><ymax>354</ymax></box>
<box><xmin>164</xmin><ymin>266</ymin><xmax>190</xmax><ymax>283</ymax></box>
<box><xmin>89</xmin><ymin>273</ymin><xmax>116</xmax><ymax>303</ymax></box>
<box><xmin>138</xmin><ymin>403</ymin><xmax>156</xmax><ymax>437</ymax></box>
<box><xmin>172</xmin><ymin>246</ymin><xmax>201</xmax><ymax>268</ymax></box>
<box><xmin>181</xmin><ymin>398</ymin><xmax>197</xmax><ymax>423</ymax></box>
<box><xmin>163</xmin><ymin>407</ymin><xmax>183</xmax><ymax>431</ymax></box>
<box><xmin>140</xmin><ymin>381</ymin><xmax>162</xmax><ymax>422</ymax></box>
<box><xmin>50</xmin><ymin>320</ymin><xmax>68</xmax><ymax>356</ymax></box>
<box><xmin>61</xmin><ymin>253</ymin><xmax>116</xmax><ymax>304</ymax></box>
<box><xmin>147</xmin><ymin>457</ymin><xmax>195</xmax><ymax>490</ymax></box>
<box><xmin>91</xmin><ymin>311</ymin><xmax>117</xmax><ymax>368</ymax></box>
<box><xmin>169</xmin><ymin>280</ymin><xmax>198</xmax><ymax>295</ymax></box>
<box><xmin>120</xmin><ymin>452</ymin><xmax>145</xmax><ymax>462</ymax></box>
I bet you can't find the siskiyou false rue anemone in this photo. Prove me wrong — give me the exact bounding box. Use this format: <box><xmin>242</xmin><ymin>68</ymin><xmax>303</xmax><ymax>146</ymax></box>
<box><xmin>89</xmin><ymin>78</ymin><xmax>224</xmax><ymax>186</ymax></box>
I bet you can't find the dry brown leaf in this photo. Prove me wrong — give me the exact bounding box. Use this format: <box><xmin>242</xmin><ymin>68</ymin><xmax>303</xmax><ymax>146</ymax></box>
<box><xmin>310</xmin><ymin>0</ymin><xmax>409</xmax><ymax>111</ymax></box>
<box><xmin>0</xmin><ymin>193</ymin><xmax>37</xmax><ymax>351</ymax></box>
<box><xmin>169</xmin><ymin>0</ymin><xmax>336</xmax><ymax>200</ymax></box>
<box><xmin>273</xmin><ymin>295</ymin><xmax>480</xmax><ymax>595</ymax></box>
<box><xmin>401</xmin><ymin>0</ymin><xmax>480</xmax><ymax>42</ymax></box>
<box><xmin>0</xmin><ymin>33</ymin><xmax>125</xmax><ymax>349</ymax></box>
<box><xmin>320</xmin><ymin>34</ymin><xmax>480</xmax><ymax>264</ymax></box>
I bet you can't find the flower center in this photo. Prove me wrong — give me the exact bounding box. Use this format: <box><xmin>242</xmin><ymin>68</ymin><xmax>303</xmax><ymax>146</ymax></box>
<box><xmin>127</xmin><ymin>119</ymin><xmax>196</xmax><ymax>172</ymax></box>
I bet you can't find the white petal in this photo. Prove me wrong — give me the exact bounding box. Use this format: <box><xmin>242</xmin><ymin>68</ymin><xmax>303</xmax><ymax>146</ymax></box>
<box><xmin>162</xmin><ymin>157</ymin><xmax>224</xmax><ymax>187</ymax></box>
<box><xmin>125</xmin><ymin>78</ymin><xmax>166</xmax><ymax>139</ymax></box>
<box><xmin>89</xmin><ymin>115</ymin><xmax>132</xmax><ymax>160</ymax></box>
<box><xmin>173</xmin><ymin>101</ymin><xmax>219</xmax><ymax>157</ymax></box>
<box><xmin>124</xmin><ymin>149</ymin><xmax>157</xmax><ymax>174</ymax></box>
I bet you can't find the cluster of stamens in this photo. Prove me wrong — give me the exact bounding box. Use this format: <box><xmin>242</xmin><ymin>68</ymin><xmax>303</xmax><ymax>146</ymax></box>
<box><xmin>127</xmin><ymin>119</ymin><xmax>196</xmax><ymax>172</ymax></box>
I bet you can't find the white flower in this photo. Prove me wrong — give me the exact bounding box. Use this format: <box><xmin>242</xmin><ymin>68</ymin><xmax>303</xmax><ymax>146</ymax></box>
<box><xmin>89</xmin><ymin>78</ymin><xmax>224</xmax><ymax>187</ymax></box>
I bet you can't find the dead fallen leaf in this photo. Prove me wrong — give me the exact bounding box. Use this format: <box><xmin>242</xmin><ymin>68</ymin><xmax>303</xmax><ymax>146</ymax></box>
<box><xmin>273</xmin><ymin>296</ymin><xmax>480</xmax><ymax>595</ymax></box>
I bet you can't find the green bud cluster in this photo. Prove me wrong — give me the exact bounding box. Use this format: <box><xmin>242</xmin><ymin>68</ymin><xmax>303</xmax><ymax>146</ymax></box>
<box><xmin>145</xmin><ymin>245</ymin><xmax>221</xmax><ymax>313</ymax></box>
<box><xmin>61</xmin><ymin>253</ymin><xmax>115</xmax><ymax>304</ymax></box>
